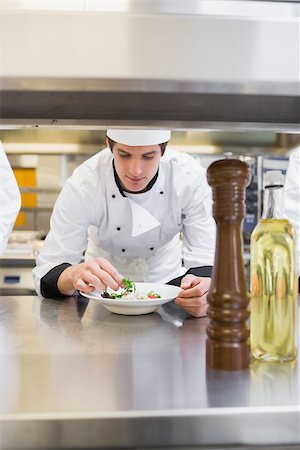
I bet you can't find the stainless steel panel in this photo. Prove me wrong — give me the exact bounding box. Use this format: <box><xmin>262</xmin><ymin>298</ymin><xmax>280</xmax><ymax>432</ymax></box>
<box><xmin>0</xmin><ymin>295</ymin><xmax>299</xmax><ymax>449</ymax></box>
<box><xmin>0</xmin><ymin>10</ymin><xmax>298</xmax><ymax>83</ymax></box>
<box><xmin>0</xmin><ymin>7</ymin><xmax>299</xmax><ymax>130</ymax></box>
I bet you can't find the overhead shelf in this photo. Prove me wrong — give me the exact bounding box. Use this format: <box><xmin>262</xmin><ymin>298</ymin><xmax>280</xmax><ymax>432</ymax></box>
<box><xmin>0</xmin><ymin>8</ymin><xmax>299</xmax><ymax>132</ymax></box>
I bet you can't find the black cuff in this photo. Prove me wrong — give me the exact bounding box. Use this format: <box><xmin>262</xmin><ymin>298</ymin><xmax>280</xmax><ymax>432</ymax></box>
<box><xmin>167</xmin><ymin>266</ymin><xmax>213</xmax><ymax>287</ymax></box>
<box><xmin>40</xmin><ymin>263</ymin><xmax>72</xmax><ymax>299</ymax></box>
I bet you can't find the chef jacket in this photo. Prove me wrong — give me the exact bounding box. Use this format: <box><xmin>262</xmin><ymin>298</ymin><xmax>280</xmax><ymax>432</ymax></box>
<box><xmin>284</xmin><ymin>147</ymin><xmax>300</xmax><ymax>275</ymax></box>
<box><xmin>0</xmin><ymin>141</ymin><xmax>21</xmax><ymax>255</ymax></box>
<box><xmin>33</xmin><ymin>148</ymin><xmax>216</xmax><ymax>296</ymax></box>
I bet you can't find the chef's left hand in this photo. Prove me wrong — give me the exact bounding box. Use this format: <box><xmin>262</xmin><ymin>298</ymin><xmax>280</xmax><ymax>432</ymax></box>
<box><xmin>175</xmin><ymin>275</ymin><xmax>211</xmax><ymax>318</ymax></box>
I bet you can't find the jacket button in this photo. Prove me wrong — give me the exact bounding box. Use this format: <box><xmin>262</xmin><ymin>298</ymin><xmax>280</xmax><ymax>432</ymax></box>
<box><xmin>117</xmin><ymin>227</ymin><xmax>121</xmax><ymax>231</ymax></box>
<box><xmin>122</xmin><ymin>249</ymin><xmax>126</xmax><ymax>252</ymax></box>
<box><xmin>160</xmin><ymin>191</ymin><xmax>164</xmax><ymax>195</ymax></box>
<box><xmin>112</xmin><ymin>194</ymin><xmax>116</xmax><ymax>198</ymax></box>
<box><xmin>150</xmin><ymin>247</ymin><xmax>154</xmax><ymax>251</ymax></box>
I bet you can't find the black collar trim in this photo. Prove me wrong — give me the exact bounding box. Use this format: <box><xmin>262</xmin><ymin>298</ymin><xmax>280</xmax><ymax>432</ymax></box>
<box><xmin>112</xmin><ymin>161</ymin><xmax>159</xmax><ymax>197</ymax></box>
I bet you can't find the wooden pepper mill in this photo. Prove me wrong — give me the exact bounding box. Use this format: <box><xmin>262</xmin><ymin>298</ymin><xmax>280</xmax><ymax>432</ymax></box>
<box><xmin>206</xmin><ymin>159</ymin><xmax>251</xmax><ymax>370</ymax></box>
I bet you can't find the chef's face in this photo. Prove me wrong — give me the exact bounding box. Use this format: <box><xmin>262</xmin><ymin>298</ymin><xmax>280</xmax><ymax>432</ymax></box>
<box><xmin>112</xmin><ymin>142</ymin><xmax>162</xmax><ymax>192</ymax></box>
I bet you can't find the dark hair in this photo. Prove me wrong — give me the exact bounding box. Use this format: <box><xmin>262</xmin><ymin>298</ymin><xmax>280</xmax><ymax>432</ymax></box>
<box><xmin>107</xmin><ymin>136</ymin><xmax>168</xmax><ymax>156</ymax></box>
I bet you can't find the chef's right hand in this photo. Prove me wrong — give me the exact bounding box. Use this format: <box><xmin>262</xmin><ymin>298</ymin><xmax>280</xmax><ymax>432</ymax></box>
<box><xmin>57</xmin><ymin>257</ymin><xmax>123</xmax><ymax>296</ymax></box>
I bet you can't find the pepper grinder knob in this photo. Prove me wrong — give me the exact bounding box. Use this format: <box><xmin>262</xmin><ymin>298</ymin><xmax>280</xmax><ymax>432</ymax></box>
<box><xmin>206</xmin><ymin>159</ymin><xmax>251</xmax><ymax>371</ymax></box>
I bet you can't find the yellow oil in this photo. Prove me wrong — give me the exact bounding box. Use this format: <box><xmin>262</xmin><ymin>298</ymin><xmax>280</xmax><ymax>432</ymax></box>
<box><xmin>250</xmin><ymin>219</ymin><xmax>298</xmax><ymax>363</ymax></box>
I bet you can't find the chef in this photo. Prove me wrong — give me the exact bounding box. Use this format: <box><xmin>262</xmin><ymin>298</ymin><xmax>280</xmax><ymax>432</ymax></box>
<box><xmin>284</xmin><ymin>146</ymin><xmax>300</xmax><ymax>290</ymax></box>
<box><xmin>0</xmin><ymin>141</ymin><xmax>21</xmax><ymax>255</ymax></box>
<box><xmin>33</xmin><ymin>129</ymin><xmax>216</xmax><ymax>317</ymax></box>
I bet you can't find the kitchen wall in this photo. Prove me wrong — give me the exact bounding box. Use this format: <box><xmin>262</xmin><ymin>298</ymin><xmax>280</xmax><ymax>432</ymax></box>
<box><xmin>2</xmin><ymin>128</ymin><xmax>298</xmax><ymax>234</ymax></box>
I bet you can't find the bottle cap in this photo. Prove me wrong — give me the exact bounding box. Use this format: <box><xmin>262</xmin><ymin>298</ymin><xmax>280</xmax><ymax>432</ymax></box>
<box><xmin>264</xmin><ymin>170</ymin><xmax>285</xmax><ymax>188</ymax></box>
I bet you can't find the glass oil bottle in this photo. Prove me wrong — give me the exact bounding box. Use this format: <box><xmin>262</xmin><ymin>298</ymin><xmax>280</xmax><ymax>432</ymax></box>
<box><xmin>250</xmin><ymin>170</ymin><xmax>298</xmax><ymax>363</ymax></box>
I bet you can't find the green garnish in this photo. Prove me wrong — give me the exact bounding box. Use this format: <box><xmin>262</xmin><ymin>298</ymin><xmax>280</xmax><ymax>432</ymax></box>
<box><xmin>107</xmin><ymin>292</ymin><xmax>123</xmax><ymax>299</ymax></box>
<box><xmin>121</xmin><ymin>278</ymin><xmax>136</xmax><ymax>293</ymax></box>
<box><xmin>102</xmin><ymin>277</ymin><xmax>136</xmax><ymax>299</ymax></box>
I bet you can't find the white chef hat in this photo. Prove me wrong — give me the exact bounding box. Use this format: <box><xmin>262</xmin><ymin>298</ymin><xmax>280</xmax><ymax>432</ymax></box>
<box><xmin>106</xmin><ymin>129</ymin><xmax>171</xmax><ymax>146</ymax></box>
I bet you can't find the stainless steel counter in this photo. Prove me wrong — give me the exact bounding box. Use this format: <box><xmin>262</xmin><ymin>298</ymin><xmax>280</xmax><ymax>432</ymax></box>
<box><xmin>0</xmin><ymin>295</ymin><xmax>299</xmax><ymax>449</ymax></box>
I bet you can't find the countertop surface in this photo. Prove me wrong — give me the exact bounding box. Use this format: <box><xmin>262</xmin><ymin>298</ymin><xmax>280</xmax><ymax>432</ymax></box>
<box><xmin>0</xmin><ymin>295</ymin><xmax>299</xmax><ymax>449</ymax></box>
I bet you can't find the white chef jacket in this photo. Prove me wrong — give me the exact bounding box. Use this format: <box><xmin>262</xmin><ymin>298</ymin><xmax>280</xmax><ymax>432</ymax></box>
<box><xmin>284</xmin><ymin>147</ymin><xmax>300</xmax><ymax>274</ymax></box>
<box><xmin>0</xmin><ymin>141</ymin><xmax>21</xmax><ymax>255</ymax></box>
<box><xmin>33</xmin><ymin>148</ymin><xmax>216</xmax><ymax>295</ymax></box>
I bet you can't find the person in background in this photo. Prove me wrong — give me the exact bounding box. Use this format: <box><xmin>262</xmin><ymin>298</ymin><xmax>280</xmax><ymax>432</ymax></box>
<box><xmin>284</xmin><ymin>146</ymin><xmax>300</xmax><ymax>291</ymax></box>
<box><xmin>0</xmin><ymin>141</ymin><xmax>21</xmax><ymax>255</ymax></box>
<box><xmin>33</xmin><ymin>130</ymin><xmax>216</xmax><ymax>317</ymax></box>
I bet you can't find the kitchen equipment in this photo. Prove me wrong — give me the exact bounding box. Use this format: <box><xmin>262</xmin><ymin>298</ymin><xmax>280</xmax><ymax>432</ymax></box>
<box><xmin>0</xmin><ymin>231</ymin><xmax>44</xmax><ymax>295</ymax></box>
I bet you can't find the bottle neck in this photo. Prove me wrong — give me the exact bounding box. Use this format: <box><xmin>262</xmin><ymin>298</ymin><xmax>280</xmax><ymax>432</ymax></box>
<box><xmin>262</xmin><ymin>185</ymin><xmax>286</xmax><ymax>219</ymax></box>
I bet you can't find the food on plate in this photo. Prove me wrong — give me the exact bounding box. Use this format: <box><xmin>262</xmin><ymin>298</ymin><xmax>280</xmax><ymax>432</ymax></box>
<box><xmin>101</xmin><ymin>278</ymin><xmax>161</xmax><ymax>300</ymax></box>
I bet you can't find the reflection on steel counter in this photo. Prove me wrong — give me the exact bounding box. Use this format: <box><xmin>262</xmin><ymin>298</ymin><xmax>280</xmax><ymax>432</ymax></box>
<box><xmin>0</xmin><ymin>295</ymin><xmax>299</xmax><ymax>449</ymax></box>
<box><xmin>0</xmin><ymin>296</ymin><xmax>300</xmax><ymax>450</ymax></box>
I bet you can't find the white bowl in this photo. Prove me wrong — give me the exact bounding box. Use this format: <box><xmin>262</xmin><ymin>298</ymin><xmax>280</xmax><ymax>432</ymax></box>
<box><xmin>80</xmin><ymin>282</ymin><xmax>181</xmax><ymax>315</ymax></box>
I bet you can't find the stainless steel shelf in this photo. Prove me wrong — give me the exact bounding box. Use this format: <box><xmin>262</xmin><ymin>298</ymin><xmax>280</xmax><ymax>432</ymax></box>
<box><xmin>1</xmin><ymin>10</ymin><xmax>299</xmax><ymax>131</ymax></box>
<box><xmin>0</xmin><ymin>295</ymin><xmax>299</xmax><ymax>450</ymax></box>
